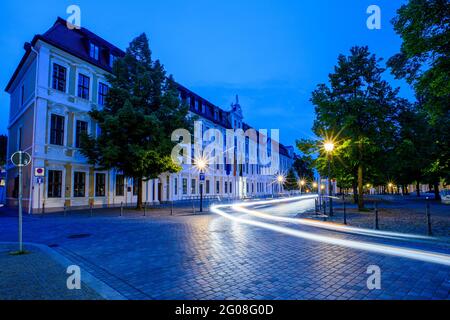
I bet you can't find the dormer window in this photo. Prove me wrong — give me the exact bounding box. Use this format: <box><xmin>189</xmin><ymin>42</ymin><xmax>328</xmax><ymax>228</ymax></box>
<box><xmin>89</xmin><ymin>43</ymin><xmax>99</xmax><ymax>60</ymax></box>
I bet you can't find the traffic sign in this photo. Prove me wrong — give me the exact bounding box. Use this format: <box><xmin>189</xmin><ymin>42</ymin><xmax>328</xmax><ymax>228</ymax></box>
<box><xmin>11</xmin><ymin>151</ymin><xmax>31</xmax><ymax>167</ymax></box>
<box><xmin>199</xmin><ymin>172</ymin><xmax>205</xmax><ymax>181</ymax></box>
<box><xmin>35</xmin><ymin>167</ymin><xmax>45</xmax><ymax>177</ymax></box>
<box><xmin>36</xmin><ymin>177</ymin><xmax>43</xmax><ymax>184</ymax></box>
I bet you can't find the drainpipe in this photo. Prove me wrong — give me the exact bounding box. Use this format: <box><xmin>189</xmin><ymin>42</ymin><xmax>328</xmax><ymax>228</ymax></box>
<box><xmin>27</xmin><ymin>44</ymin><xmax>39</xmax><ymax>214</ymax></box>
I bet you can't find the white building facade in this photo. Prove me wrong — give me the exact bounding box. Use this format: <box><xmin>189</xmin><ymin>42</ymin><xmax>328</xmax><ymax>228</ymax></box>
<box><xmin>5</xmin><ymin>18</ymin><xmax>294</xmax><ymax>213</ymax></box>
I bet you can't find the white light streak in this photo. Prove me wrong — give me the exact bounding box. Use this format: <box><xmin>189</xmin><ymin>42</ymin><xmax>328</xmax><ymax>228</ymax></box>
<box><xmin>210</xmin><ymin>199</ymin><xmax>450</xmax><ymax>266</ymax></box>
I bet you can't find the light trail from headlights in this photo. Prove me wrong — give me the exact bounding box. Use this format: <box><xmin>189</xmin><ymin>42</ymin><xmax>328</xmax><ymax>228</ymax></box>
<box><xmin>210</xmin><ymin>202</ymin><xmax>450</xmax><ymax>266</ymax></box>
<box><xmin>232</xmin><ymin>203</ymin><xmax>434</xmax><ymax>241</ymax></box>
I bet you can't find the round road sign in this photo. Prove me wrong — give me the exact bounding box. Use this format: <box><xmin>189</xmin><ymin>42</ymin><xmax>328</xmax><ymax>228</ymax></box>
<box><xmin>11</xmin><ymin>151</ymin><xmax>31</xmax><ymax>167</ymax></box>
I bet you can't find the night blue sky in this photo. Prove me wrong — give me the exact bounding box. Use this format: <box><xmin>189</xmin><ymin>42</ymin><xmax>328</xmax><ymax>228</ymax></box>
<box><xmin>0</xmin><ymin>0</ymin><xmax>414</xmax><ymax>148</ymax></box>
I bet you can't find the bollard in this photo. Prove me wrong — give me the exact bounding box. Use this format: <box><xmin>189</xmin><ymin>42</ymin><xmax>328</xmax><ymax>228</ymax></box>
<box><xmin>426</xmin><ymin>201</ymin><xmax>432</xmax><ymax>236</ymax></box>
<box><xmin>90</xmin><ymin>201</ymin><xmax>93</xmax><ymax>217</ymax></box>
<box><xmin>144</xmin><ymin>202</ymin><xmax>147</xmax><ymax>216</ymax></box>
<box><xmin>120</xmin><ymin>201</ymin><xmax>123</xmax><ymax>217</ymax></box>
<box><xmin>192</xmin><ymin>200</ymin><xmax>195</xmax><ymax>214</ymax></box>
<box><xmin>314</xmin><ymin>198</ymin><xmax>318</xmax><ymax>215</ymax></box>
<box><xmin>171</xmin><ymin>201</ymin><xmax>173</xmax><ymax>216</ymax></box>
<box><xmin>323</xmin><ymin>199</ymin><xmax>327</xmax><ymax>216</ymax></box>
<box><xmin>343</xmin><ymin>199</ymin><xmax>347</xmax><ymax>225</ymax></box>
<box><xmin>63</xmin><ymin>203</ymin><xmax>67</xmax><ymax>217</ymax></box>
<box><xmin>42</xmin><ymin>201</ymin><xmax>45</xmax><ymax>216</ymax></box>
<box><xmin>374</xmin><ymin>202</ymin><xmax>379</xmax><ymax>230</ymax></box>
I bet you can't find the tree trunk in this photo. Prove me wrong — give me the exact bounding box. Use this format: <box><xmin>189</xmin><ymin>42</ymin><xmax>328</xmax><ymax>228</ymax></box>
<box><xmin>433</xmin><ymin>181</ymin><xmax>441</xmax><ymax>201</ymax></box>
<box><xmin>416</xmin><ymin>182</ymin><xmax>420</xmax><ymax>197</ymax></box>
<box><xmin>136</xmin><ymin>177</ymin><xmax>143</xmax><ymax>209</ymax></box>
<box><xmin>352</xmin><ymin>180</ymin><xmax>358</xmax><ymax>204</ymax></box>
<box><xmin>357</xmin><ymin>164</ymin><xmax>364</xmax><ymax>210</ymax></box>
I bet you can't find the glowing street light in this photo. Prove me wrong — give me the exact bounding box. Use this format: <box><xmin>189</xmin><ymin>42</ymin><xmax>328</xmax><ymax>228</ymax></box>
<box><xmin>323</xmin><ymin>141</ymin><xmax>335</xmax><ymax>153</ymax></box>
<box><xmin>194</xmin><ymin>156</ymin><xmax>209</xmax><ymax>212</ymax></box>
<box><xmin>323</xmin><ymin>139</ymin><xmax>335</xmax><ymax>216</ymax></box>
<box><xmin>299</xmin><ymin>179</ymin><xmax>306</xmax><ymax>194</ymax></box>
<box><xmin>276</xmin><ymin>174</ymin><xmax>285</xmax><ymax>195</ymax></box>
<box><xmin>388</xmin><ymin>182</ymin><xmax>394</xmax><ymax>195</ymax></box>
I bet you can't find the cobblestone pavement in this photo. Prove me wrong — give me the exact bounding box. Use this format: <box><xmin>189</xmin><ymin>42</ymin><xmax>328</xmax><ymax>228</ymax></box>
<box><xmin>0</xmin><ymin>199</ymin><xmax>449</xmax><ymax>300</ymax></box>
<box><xmin>0</xmin><ymin>243</ymin><xmax>102</xmax><ymax>300</ymax></box>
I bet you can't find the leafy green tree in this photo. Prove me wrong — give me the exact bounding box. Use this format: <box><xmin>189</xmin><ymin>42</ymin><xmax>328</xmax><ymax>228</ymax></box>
<box><xmin>388</xmin><ymin>0</ymin><xmax>449</xmax><ymax>198</ymax></box>
<box><xmin>292</xmin><ymin>155</ymin><xmax>314</xmax><ymax>182</ymax></box>
<box><xmin>309</xmin><ymin>46</ymin><xmax>400</xmax><ymax>209</ymax></box>
<box><xmin>284</xmin><ymin>168</ymin><xmax>299</xmax><ymax>191</ymax></box>
<box><xmin>389</xmin><ymin>99</ymin><xmax>433</xmax><ymax>196</ymax></box>
<box><xmin>80</xmin><ymin>34</ymin><xmax>191</xmax><ymax>208</ymax></box>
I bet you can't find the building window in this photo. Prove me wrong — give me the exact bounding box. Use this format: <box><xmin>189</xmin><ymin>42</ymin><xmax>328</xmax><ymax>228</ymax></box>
<box><xmin>50</xmin><ymin>114</ymin><xmax>65</xmax><ymax>146</ymax></box>
<box><xmin>75</xmin><ymin>120</ymin><xmax>88</xmax><ymax>148</ymax></box>
<box><xmin>229</xmin><ymin>182</ymin><xmax>232</xmax><ymax>194</ymax></box>
<box><xmin>191</xmin><ymin>179</ymin><xmax>196</xmax><ymax>194</ymax></box>
<box><xmin>48</xmin><ymin>170</ymin><xmax>62</xmax><ymax>198</ymax></box>
<box><xmin>89</xmin><ymin>43</ymin><xmax>99</xmax><ymax>60</ymax></box>
<box><xmin>115</xmin><ymin>174</ymin><xmax>124</xmax><ymax>196</ymax></box>
<box><xmin>174</xmin><ymin>178</ymin><xmax>178</xmax><ymax>195</ymax></box>
<box><xmin>98</xmin><ymin>82</ymin><xmax>109</xmax><ymax>106</ymax></box>
<box><xmin>182</xmin><ymin>178</ymin><xmax>187</xmax><ymax>195</ymax></box>
<box><xmin>77</xmin><ymin>73</ymin><xmax>90</xmax><ymax>100</ymax></box>
<box><xmin>225</xmin><ymin>181</ymin><xmax>228</xmax><ymax>193</ymax></box>
<box><xmin>206</xmin><ymin>180</ymin><xmax>210</xmax><ymax>194</ymax></box>
<box><xmin>109</xmin><ymin>54</ymin><xmax>116</xmax><ymax>68</ymax></box>
<box><xmin>95</xmin><ymin>173</ymin><xmax>106</xmax><ymax>197</ymax></box>
<box><xmin>73</xmin><ymin>172</ymin><xmax>86</xmax><ymax>197</ymax></box>
<box><xmin>216</xmin><ymin>181</ymin><xmax>220</xmax><ymax>194</ymax></box>
<box><xmin>52</xmin><ymin>63</ymin><xmax>67</xmax><ymax>92</ymax></box>
<box><xmin>12</xmin><ymin>176</ymin><xmax>19</xmax><ymax>198</ymax></box>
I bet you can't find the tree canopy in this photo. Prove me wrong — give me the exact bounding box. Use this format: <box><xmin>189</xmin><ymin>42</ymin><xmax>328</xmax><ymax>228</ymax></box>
<box><xmin>80</xmin><ymin>33</ymin><xmax>192</xmax><ymax>208</ymax></box>
<box><xmin>300</xmin><ymin>46</ymin><xmax>401</xmax><ymax>209</ymax></box>
<box><xmin>388</xmin><ymin>0</ymin><xmax>449</xmax><ymax>197</ymax></box>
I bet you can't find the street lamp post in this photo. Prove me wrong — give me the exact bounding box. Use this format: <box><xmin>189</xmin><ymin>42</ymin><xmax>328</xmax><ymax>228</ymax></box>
<box><xmin>299</xmin><ymin>179</ymin><xmax>306</xmax><ymax>195</ymax></box>
<box><xmin>324</xmin><ymin>141</ymin><xmax>334</xmax><ymax>216</ymax></box>
<box><xmin>195</xmin><ymin>158</ymin><xmax>207</xmax><ymax>213</ymax></box>
<box><xmin>277</xmin><ymin>175</ymin><xmax>284</xmax><ymax>196</ymax></box>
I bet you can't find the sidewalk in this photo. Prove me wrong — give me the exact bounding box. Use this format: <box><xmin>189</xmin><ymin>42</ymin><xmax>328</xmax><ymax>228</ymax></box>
<box><xmin>0</xmin><ymin>243</ymin><xmax>103</xmax><ymax>300</ymax></box>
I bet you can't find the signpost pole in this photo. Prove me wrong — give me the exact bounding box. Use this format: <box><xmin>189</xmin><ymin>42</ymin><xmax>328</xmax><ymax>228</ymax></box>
<box><xmin>37</xmin><ymin>182</ymin><xmax>41</xmax><ymax>214</ymax></box>
<box><xmin>18</xmin><ymin>152</ymin><xmax>23</xmax><ymax>252</ymax></box>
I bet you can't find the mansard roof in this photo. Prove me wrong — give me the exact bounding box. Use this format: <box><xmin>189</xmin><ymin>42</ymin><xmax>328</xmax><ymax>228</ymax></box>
<box><xmin>5</xmin><ymin>17</ymin><xmax>293</xmax><ymax>157</ymax></box>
